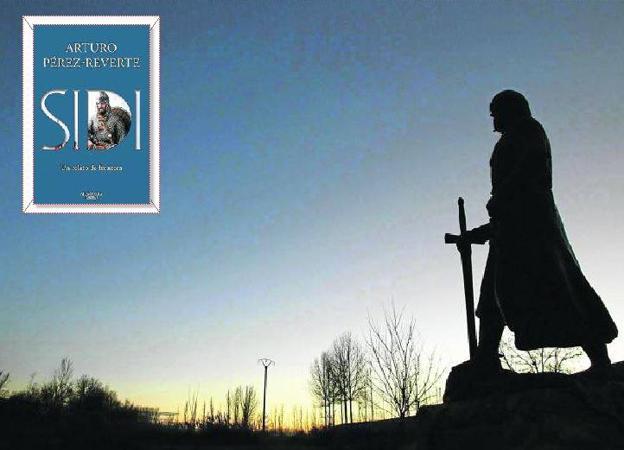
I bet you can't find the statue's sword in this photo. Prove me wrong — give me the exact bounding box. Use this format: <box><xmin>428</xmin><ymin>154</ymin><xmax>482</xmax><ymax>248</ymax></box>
<box><xmin>444</xmin><ymin>197</ymin><xmax>478</xmax><ymax>359</ymax></box>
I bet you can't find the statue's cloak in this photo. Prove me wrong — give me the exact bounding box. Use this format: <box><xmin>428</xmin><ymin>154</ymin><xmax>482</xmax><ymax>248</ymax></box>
<box><xmin>476</xmin><ymin>117</ymin><xmax>617</xmax><ymax>351</ymax></box>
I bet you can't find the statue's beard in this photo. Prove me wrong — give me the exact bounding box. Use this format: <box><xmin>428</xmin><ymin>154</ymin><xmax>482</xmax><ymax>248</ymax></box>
<box><xmin>97</xmin><ymin>105</ymin><xmax>111</xmax><ymax>118</ymax></box>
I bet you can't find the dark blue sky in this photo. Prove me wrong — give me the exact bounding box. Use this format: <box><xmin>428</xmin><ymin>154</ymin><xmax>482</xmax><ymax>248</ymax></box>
<box><xmin>2</xmin><ymin>0</ymin><xmax>624</xmax><ymax>411</ymax></box>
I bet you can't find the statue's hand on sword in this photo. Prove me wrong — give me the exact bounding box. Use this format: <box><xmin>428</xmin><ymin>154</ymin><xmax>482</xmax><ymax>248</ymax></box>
<box><xmin>444</xmin><ymin>223</ymin><xmax>490</xmax><ymax>247</ymax></box>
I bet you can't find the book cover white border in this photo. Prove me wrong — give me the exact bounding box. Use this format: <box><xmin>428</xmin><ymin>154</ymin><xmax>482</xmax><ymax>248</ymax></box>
<box><xmin>22</xmin><ymin>15</ymin><xmax>160</xmax><ymax>214</ymax></box>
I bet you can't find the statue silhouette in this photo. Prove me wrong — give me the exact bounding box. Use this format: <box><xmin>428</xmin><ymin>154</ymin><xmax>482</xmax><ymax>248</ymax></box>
<box><xmin>466</xmin><ymin>90</ymin><xmax>618</xmax><ymax>373</ymax></box>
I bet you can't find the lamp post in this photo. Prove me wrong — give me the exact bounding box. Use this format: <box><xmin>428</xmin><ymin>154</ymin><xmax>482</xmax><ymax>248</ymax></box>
<box><xmin>258</xmin><ymin>358</ymin><xmax>275</xmax><ymax>432</ymax></box>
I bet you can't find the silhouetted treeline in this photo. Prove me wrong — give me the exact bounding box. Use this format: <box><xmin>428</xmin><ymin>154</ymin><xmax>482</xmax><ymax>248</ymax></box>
<box><xmin>0</xmin><ymin>359</ymin><xmax>267</xmax><ymax>450</ymax></box>
<box><xmin>180</xmin><ymin>385</ymin><xmax>258</xmax><ymax>430</ymax></box>
<box><xmin>0</xmin><ymin>359</ymin><xmax>151</xmax><ymax>450</ymax></box>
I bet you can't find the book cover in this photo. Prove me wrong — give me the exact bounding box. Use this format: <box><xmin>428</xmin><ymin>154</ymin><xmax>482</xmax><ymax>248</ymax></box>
<box><xmin>22</xmin><ymin>16</ymin><xmax>160</xmax><ymax>214</ymax></box>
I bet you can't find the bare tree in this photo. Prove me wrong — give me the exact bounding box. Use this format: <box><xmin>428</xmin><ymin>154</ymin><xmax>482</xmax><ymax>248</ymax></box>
<box><xmin>233</xmin><ymin>387</ymin><xmax>242</xmax><ymax>425</ymax></box>
<box><xmin>72</xmin><ymin>375</ymin><xmax>119</xmax><ymax>410</ymax></box>
<box><xmin>499</xmin><ymin>331</ymin><xmax>584</xmax><ymax>374</ymax></box>
<box><xmin>239</xmin><ymin>385</ymin><xmax>258</xmax><ymax>429</ymax></box>
<box><xmin>183</xmin><ymin>388</ymin><xmax>199</xmax><ymax>429</ymax></box>
<box><xmin>225</xmin><ymin>390</ymin><xmax>232</xmax><ymax>426</ymax></box>
<box><xmin>40</xmin><ymin>357</ymin><xmax>74</xmax><ymax>408</ymax></box>
<box><xmin>270</xmin><ymin>404</ymin><xmax>285</xmax><ymax>432</ymax></box>
<box><xmin>291</xmin><ymin>405</ymin><xmax>305</xmax><ymax>431</ymax></box>
<box><xmin>208</xmin><ymin>397</ymin><xmax>215</xmax><ymax>423</ymax></box>
<box><xmin>309</xmin><ymin>351</ymin><xmax>339</xmax><ymax>427</ymax></box>
<box><xmin>329</xmin><ymin>333</ymin><xmax>368</xmax><ymax>424</ymax></box>
<box><xmin>355</xmin><ymin>369</ymin><xmax>375</xmax><ymax>422</ymax></box>
<box><xmin>367</xmin><ymin>306</ymin><xmax>443</xmax><ymax>418</ymax></box>
<box><xmin>0</xmin><ymin>371</ymin><xmax>9</xmax><ymax>398</ymax></box>
<box><xmin>203</xmin><ymin>395</ymin><xmax>230</xmax><ymax>427</ymax></box>
<box><xmin>55</xmin><ymin>358</ymin><xmax>74</xmax><ymax>402</ymax></box>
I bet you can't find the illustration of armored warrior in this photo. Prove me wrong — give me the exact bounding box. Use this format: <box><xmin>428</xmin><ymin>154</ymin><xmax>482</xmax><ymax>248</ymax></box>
<box><xmin>88</xmin><ymin>91</ymin><xmax>131</xmax><ymax>150</ymax></box>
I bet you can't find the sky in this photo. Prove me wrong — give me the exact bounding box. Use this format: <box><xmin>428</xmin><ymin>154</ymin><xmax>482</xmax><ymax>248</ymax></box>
<box><xmin>1</xmin><ymin>0</ymin><xmax>624</xmax><ymax>417</ymax></box>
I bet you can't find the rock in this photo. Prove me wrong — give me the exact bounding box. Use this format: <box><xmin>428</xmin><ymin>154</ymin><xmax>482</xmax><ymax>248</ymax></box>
<box><xmin>413</xmin><ymin>361</ymin><xmax>624</xmax><ymax>449</ymax></box>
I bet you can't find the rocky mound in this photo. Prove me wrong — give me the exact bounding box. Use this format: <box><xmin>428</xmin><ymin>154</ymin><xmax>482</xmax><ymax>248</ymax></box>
<box><xmin>413</xmin><ymin>361</ymin><xmax>624</xmax><ymax>449</ymax></box>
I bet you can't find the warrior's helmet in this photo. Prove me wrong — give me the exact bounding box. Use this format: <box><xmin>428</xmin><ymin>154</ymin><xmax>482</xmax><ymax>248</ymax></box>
<box><xmin>96</xmin><ymin>91</ymin><xmax>111</xmax><ymax>114</ymax></box>
<box><xmin>490</xmin><ymin>90</ymin><xmax>531</xmax><ymax>120</ymax></box>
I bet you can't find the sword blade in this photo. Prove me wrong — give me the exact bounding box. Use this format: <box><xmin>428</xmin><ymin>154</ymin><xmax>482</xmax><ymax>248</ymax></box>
<box><xmin>459</xmin><ymin>245</ymin><xmax>477</xmax><ymax>359</ymax></box>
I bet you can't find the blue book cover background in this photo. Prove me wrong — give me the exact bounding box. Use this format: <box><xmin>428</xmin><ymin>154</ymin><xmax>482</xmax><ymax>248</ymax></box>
<box><xmin>33</xmin><ymin>25</ymin><xmax>150</xmax><ymax>204</ymax></box>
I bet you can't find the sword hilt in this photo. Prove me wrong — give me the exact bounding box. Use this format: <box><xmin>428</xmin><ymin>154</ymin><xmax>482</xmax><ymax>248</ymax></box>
<box><xmin>458</xmin><ymin>197</ymin><xmax>467</xmax><ymax>234</ymax></box>
<box><xmin>444</xmin><ymin>198</ymin><xmax>473</xmax><ymax>246</ymax></box>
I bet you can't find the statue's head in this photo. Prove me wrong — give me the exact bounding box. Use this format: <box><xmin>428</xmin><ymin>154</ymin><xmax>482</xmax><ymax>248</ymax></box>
<box><xmin>490</xmin><ymin>90</ymin><xmax>531</xmax><ymax>133</ymax></box>
<box><xmin>96</xmin><ymin>91</ymin><xmax>111</xmax><ymax>115</ymax></box>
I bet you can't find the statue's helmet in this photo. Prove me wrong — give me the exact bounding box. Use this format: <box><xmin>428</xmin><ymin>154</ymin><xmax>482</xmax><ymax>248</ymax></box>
<box><xmin>490</xmin><ymin>90</ymin><xmax>531</xmax><ymax>120</ymax></box>
<box><xmin>97</xmin><ymin>91</ymin><xmax>110</xmax><ymax>105</ymax></box>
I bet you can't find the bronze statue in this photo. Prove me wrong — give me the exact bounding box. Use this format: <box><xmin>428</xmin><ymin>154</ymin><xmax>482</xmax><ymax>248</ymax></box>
<box><xmin>465</xmin><ymin>90</ymin><xmax>618</xmax><ymax>372</ymax></box>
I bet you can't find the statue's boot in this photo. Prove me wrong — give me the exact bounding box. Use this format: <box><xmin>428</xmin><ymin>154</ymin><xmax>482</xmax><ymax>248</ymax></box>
<box><xmin>473</xmin><ymin>315</ymin><xmax>504</xmax><ymax>375</ymax></box>
<box><xmin>582</xmin><ymin>342</ymin><xmax>611</xmax><ymax>372</ymax></box>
